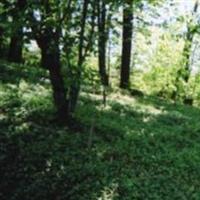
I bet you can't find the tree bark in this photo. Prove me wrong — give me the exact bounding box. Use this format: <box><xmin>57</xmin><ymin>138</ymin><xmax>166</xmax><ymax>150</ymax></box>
<box><xmin>37</xmin><ymin>32</ymin><xmax>69</xmax><ymax>121</ymax></box>
<box><xmin>48</xmin><ymin>55</ymin><xmax>68</xmax><ymax>120</ymax></box>
<box><xmin>98</xmin><ymin>0</ymin><xmax>109</xmax><ymax>86</ymax></box>
<box><xmin>120</xmin><ymin>0</ymin><xmax>133</xmax><ymax>89</ymax></box>
<box><xmin>7</xmin><ymin>0</ymin><xmax>26</xmax><ymax>63</ymax></box>
<box><xmin>8</xmin><ymin>29</ymin><xmax>23</xmax><ymax>63</ymax></box>
<box><xmin>0</xmin><ymin>26</ymin><xmax>5</xmax><ymax>59</ymax></box>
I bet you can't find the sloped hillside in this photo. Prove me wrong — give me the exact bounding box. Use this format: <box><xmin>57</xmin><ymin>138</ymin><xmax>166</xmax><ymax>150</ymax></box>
<box><xmin>1</xmin><ymin>62</ymin><xmax>200</xmax><ymax>199</ymax></box>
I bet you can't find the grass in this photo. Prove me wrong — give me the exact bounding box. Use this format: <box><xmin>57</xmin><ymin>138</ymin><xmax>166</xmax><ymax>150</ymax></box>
<box><xmin>1</xmin><ymin>61</ymin><xmax>200</xmax><ymax>199</ymax></box>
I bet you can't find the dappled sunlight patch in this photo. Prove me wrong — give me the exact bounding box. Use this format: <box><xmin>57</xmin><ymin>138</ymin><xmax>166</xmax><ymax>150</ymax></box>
<box><xmin>81</xmin><ymin>91</ymin><xmax>164</xmax><ymax>121</ymax></box>
<box><xmin>169</xmin><ymin>110</ymin><xmax>190</xmax><ymax>120</ymax></box>
<box><xmin>109</xmin><ymin>92</ymin><xmax>137</xmax><ymax>106</ymax></box>
<box><xmin>18</xmin><ymin>79</ymin><xmax>50</xmax><ymax>97</ymax></box>
<box><xmin>0</xmin><ymin>112</ymin><xmax>6</xmax><ymax>118</ymax></box>
<box><xmin>139</xmin><ymin>104</ymin><xmax>164</xmax><ymax>115</ymax></box>
<box><xmin>128</xmin><ymin>128</ymin><xmax>149</xmax><ymax>138</ymax></box>
<box><xmin>131</xmin><ymin>103</ymin><xmax>165</xmax><ymax>117</ymax></box>
<box><xmin>13</xmin><ymin>122</ymin><xmax>32</xmax><ymax>134</ymax></box>
<box><xmin>81</xmin><ymin>91</ymin><xmax>104</xmax><ymax>102</ymax></box>
<box><xmin>108</xmin><ymin>92</ymin><xmax>164</xmax><ymax>117</ymax></box>
<box><xmin>154</xmin><ymin>111</ymin><xmax>190</xmax><ymax>127</ymax></box>
<box><xmin>0</xmin><ymin>84</ymin><xmax>21</xmax><ymax>112</ymax></box>
<box><xmin>142</xmin><ymin>116</ymin><xmax>152</xmax><ymax>123</ymax></box>
<box><xmin>98</xmin><ymin>183</ymin><xmax>118</xmax><ymax>200</ymax></box>
<box><xmin>18</xmin><ymin>80</ymin><xmax>52</xmax><ymax>110</ymax></box>
<box><xmin>96</xmin><ymin>104</ymin><xmax>112</xmax><ymax>112</ymax></box>
<box><xmin>0</xmin><ymin>79</ymin><xmax>54</xmax><ymax>125</ymax></box>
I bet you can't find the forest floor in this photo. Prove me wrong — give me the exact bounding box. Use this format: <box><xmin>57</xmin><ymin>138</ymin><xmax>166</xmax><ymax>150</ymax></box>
<box><xmin>1</xmin><ymin>61</ymin><xmax>200</xmax><ymax>199</ymax></box>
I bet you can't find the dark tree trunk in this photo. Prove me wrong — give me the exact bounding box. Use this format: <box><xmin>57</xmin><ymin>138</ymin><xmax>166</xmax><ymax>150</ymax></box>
<box><xmin>29</xmin><ymin>1</ymin><xmax>70</xmax><ymax>122</ymax></box>
<box><xmin>43</xmin><ymin>46</ymin><xmax>68</xmax><ymax>120</ymax></box>
<box><xmin>27</xmin><ymin>2</ymin><xmax>74</xmax><ymax>122</ymax></box>
<box><xmin>0</xmin><ymin>26</ymin><xmax>5</xmax><ymax>59</ymax></box>
<box><xmin>37</xmin><ymin>33</ymin><xmax>68</xmax><ymax>121</ymax></box>
<box><xmin>120</xmin><ymin>0</ymin><xmax>133</xmax><ymax>89</ymax></box>
<box><xmin>8</xmin><ymin>29</ymin><xmax>23</xmax><ymax>63</ymax></box>
<box><xmin>48</xmin><ymin>55</ymin><xmax>68</xmax><ymax>120</ymax></box>
<box><xmin>98</xmin><ymin>0</ymin><xmax>109</xmax><ymax>86</ymax></box>
<box><xmin>182</xmin><ymin>27</ymin><xmax>195</xmax><ymax>83</ymax></box>
<box><xmin>7</xmin><ymin>0</ymin><xmax>26</xmax><ymax>63</ymax></box>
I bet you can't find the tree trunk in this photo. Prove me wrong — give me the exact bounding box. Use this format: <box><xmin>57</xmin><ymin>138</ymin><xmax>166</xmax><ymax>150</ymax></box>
<box><xmin>43</xmin><ymin>47</ymin><xmax>68</xmax><ymax>120</ymax></box>
<box><xmin>8</xmin><ymin>29</ymin><xmax>23</xmax><ymax>63</ymax></box>
<box><xmin>0</xmin><ymin>26</ymin><xmax>5</xmax><ymax>59</ymax></box>
<box><xmin>7</xmin><ymin>0</ymin><xmax>26</xmax><ymax>63</ymax></box>
<box><xmin>182</xmin><ymin>13</ymin><xmax>198</xmax><ymax>83</ymax></box>
<box><xmin>48</xmin><ymin>56</ymin><xmax>68</xmax><ymax>120</ymax></box>
<box><xmin>37</xmin><ymin>33</ymin><xmax>68</xmax><ymax>121</ymax></box>
<box><xmin>120</xmin><ymin>0</ymin><xmax>133</xmax><ymax>89</ymax></box>
<box><xmin>180</xmin><ymin>0</ymin><xmax>198</xmax><ymax>83</ymax></box>
<box><xmin>98</xmin><ymin>0</ymin><xmax>109</xmax><ymax>86</ymax></box>
<box><xmin>28</xmin><ymin>1</ymin><xmax>71</xmax><ymax>122</ymax></box>
<box><xmin>172</xmin><ymin>0</ymin><xmax>199</xmax><ymax>102</ymax></box>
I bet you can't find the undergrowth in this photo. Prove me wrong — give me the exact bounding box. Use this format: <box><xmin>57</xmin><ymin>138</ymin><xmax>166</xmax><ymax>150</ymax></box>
<box><xmin>1</xmin><ymin>62</ymin><xmax>200</xmax><ymax>199</ymax></box>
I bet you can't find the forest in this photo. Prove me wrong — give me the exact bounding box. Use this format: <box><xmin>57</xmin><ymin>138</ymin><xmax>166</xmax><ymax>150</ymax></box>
<box><xmin>1</xmin><ymin>0</ymin><xmax>200</xmax><ymax>199</ymax></box>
